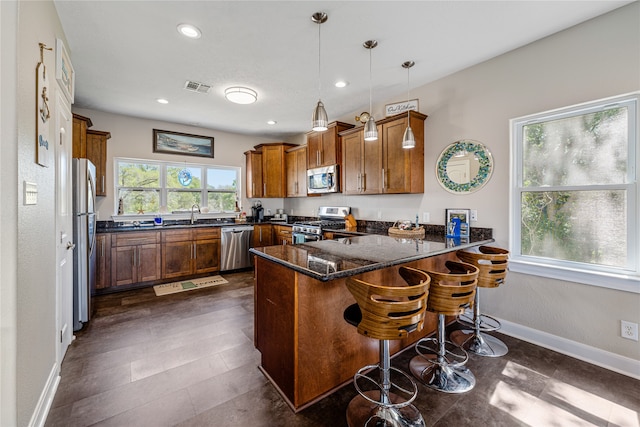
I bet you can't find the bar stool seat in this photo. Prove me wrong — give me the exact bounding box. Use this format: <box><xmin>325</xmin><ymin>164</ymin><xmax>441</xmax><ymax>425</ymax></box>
<box><xmin>409</xmin><ymin>261</ymin><xmax>478</xmax><ymax>394</ymax></box>
<box><xmin>343</xmin><ymin>266</ymin><xmax>430</xmax><ymax>427</ymax></box>
<box><xmin>451</xmin><ymin>246</ymin><xmax>509</xmax><ymax>357</ymax></box>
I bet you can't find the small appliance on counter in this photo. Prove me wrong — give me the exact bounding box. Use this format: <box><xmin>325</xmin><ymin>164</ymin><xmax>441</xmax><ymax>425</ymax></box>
<box><xmin>272</xmin><ymin>208</ymin><xmax>288</xmax><ymax>222</ymax></box>
<box><xmin>251</xmin><ymin>200</ymin><xmax>264</xmax><ymax>222</ymax></box>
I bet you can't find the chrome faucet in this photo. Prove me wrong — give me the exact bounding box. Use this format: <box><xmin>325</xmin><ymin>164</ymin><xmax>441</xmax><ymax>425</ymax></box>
<box><xmin>191</xmin><ymin>204</ymin><xmax>201</xmax><ymax>224</ymax></box>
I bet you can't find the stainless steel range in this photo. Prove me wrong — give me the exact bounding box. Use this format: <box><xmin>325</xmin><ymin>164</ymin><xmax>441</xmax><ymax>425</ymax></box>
<box><xmin>292</xmin><ymin>206</ymin><xmax>351</xmax><ymax>244</ymax></box>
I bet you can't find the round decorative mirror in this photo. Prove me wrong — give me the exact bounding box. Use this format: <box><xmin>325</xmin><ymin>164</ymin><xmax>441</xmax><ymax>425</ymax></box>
<box><xmin>436</xmin><ymin>140</ymin><xmax>493</xmax><ymax>193</ymax></box>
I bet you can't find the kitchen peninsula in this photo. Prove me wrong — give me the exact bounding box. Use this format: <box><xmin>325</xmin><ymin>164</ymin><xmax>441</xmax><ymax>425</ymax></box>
<box><xmin>250</xmin><ymin>232</ymin><xmax>493</xmax><ymax>411</ymax></box>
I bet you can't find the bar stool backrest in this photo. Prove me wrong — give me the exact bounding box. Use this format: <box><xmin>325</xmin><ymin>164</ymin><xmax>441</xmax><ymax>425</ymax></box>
<box><xmin>424</xmin><ymin>261</ymin><xmax>478</xmax><ymax>316</ymax></box>
<box><xmin>345</xmin><ymin>266</ymin><xmax>430</xmax><ymax>340</ymax></box>
<box><xmin>456</xmin><ymin>246</ymin><xmax>509</xmax><ymax>288</ymax></box>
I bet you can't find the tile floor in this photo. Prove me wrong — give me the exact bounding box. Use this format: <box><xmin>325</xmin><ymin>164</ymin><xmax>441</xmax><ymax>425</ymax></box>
<box><xmin>45</xmin><ymin>271</ymin><xmax>639</xmax><ymax>426</ymax></box>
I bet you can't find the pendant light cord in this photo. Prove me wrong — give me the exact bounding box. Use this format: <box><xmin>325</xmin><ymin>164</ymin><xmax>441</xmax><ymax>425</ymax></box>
<box><xmin>317</xmin><ymin>21</ymin><xmax>322</xmax><ymax>100</ymax></box>
<box><xmin>369</xmin><ymin>47</ymin><xmax>373</xmax><ymax>113</ymax></box>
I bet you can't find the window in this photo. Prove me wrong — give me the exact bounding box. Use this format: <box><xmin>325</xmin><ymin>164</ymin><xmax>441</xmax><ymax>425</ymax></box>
<box><xmin>115</xmin><ymin>158</ymin><xmax>240</xmax><ymax>215</ymax></box>
<box><xmin>510</xmin><ymin>93</ymin><xmax>639</xmax><ymax>292</ymax></box>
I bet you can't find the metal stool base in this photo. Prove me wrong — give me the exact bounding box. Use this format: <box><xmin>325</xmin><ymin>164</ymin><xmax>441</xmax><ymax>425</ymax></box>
<box><xmin>450</xmin><ymin>329</ymin><xmax>508</xmax><ymax>357</ymax></box>
<box><xmin>347</xmin><ymin>391</ymin><xmax>425</xmax><ymax>427</ymax></box>
<box><xmin>409</xmin><ymin>354</ymin><xmax>476</xmax><ymax>394</ymax></box>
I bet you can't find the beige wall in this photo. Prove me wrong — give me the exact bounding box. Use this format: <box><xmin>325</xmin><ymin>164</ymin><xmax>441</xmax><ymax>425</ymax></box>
<box><xmin>72</xmin><ymin>108</ymin><xmax>276</xmax><ymax>220</ymax></box>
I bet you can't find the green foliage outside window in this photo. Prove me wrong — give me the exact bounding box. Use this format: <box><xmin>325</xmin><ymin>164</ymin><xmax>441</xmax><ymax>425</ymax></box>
<box><xmin>520</xmin><ymin>107</ymin><xmax>628</xmax><ymax>268</ymax></box>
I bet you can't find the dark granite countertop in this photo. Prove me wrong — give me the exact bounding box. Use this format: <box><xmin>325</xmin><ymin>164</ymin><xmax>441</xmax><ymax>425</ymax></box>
<box><xmin>250</xmin><ymin>233</ymin><xmax>494</xmax><ymax>281</ymax></box>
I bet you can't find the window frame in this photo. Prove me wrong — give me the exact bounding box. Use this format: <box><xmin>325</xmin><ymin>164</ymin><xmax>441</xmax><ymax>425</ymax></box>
<box><xmin>509</xmin><ymin>92</ymin><xmax>640</xmax><ymax>294</ymax></box>
<box><xmin>114</xmin><ymin>157</ymin><xmax>241</xmax><ymax>216</ymax></box>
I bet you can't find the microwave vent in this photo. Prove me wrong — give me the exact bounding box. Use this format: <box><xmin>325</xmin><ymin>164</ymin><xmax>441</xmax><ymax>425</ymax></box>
<box><xmin>184</xmin><ymin>80</ymin><xmax>212</xmax><ymax>94</ymax></box>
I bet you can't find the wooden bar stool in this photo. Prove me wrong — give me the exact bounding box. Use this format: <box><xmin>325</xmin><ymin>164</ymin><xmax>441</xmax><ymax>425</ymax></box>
<box><xmin>409</xmin><ymin>261</ymin><xmax>478</xmax><ymax>394</ymax></box>
<box><xmin>343</xmin><ymin>266</ymin><xmax>430</xmax><ymax>427</ymax></box>
<box><xmin>451</xmin><ymin>246</ymin><xmax>509</xmax><ymax>357</ymax></box>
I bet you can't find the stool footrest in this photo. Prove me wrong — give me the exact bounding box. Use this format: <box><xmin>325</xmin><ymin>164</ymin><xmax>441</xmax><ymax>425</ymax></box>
<box><xmin>353</xmin><ymin>365</ymin><xmax>419</xmax><ymax>409</ymax></box>
<box><xmin>457</xmin><ymin>311</ymin><xmax>502</xmax><ymax>333</ymax></box>
<box><xmin>415</xmin><ymin>337</ymin><xmax>469</xmax><ymax>367</ymax></box>
<box><xmin>450</xmin><ymin>329</ymin><xmax>509</xmax><ymax>357</ymax></box>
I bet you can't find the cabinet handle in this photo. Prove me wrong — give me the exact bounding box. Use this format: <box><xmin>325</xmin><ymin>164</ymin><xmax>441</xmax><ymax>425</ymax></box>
<box><xmin>382</xmin><ymin>168</ymin><xmax>385</xmax><ymax>190</ymax></box>
<box><xmin>101</xmin><ymin>239</ymin><xmax>104</xmax><ymax>257</ymax></box>
<box><xmin>252</xmin><ymin>182</ymin><xmax>255</xmax><ymax>195</ymax></box>
<box><xmin>138</xmin><ymin>249</ymin><xmax>141</xmax><ymax>267</ymax></box>
<box><xmin>259</xmin><ymin>228</ymin><xmax>262</xmax><ymax>241</ymax></box>
<box><xmin>316</xmin><ymin>151</ymin><xmax>320</xmax><ymax>166</ymax></box>
<box><xmin>263</xmin><ymin>183</ymin><xmax>266</xmax><ymax>195</ymax></box>
<box><xmin>361</xmin><ymin>173</ymin><xmax>366</xmax><ymax>192</ymax></box>
<box><xmin>357</xmin><ymin>173</ymin><xmax>361</xmax><ymax>192</ymax></box>
<box><xmin>193</xmin><ymin>242</ymin><xmax>197</xmax><ymax>259</ymax></box>
<box><xmin>102</xmin><ymin>176</ymin><xmax>105</xmax><ymax>193</ymax></box>
<box><xmin>132</xmin><ymin>249</ymin><xmax>135</xmax><ymax>267</ymax></box>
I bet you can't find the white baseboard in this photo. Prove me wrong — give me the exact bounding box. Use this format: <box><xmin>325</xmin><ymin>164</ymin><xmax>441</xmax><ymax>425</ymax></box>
<box><xmin>28</xmin><ymin>364</ymin><xmax>60</xmax><ymax>427</ymax></box>
<box><xmin>499</xmin><ymin>318</ymin><xmax>640</xmax><ymax>380</ymax></box>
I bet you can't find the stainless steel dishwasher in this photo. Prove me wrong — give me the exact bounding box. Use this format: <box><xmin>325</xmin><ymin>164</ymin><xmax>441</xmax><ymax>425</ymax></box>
<box><xmin>220</xmin><ymin>225</ymin><xmax>254</xmax><ymax>271</ymax></box>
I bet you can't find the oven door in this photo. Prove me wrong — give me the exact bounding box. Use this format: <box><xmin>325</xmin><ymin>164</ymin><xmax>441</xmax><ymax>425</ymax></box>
<box><xmin>293</xmin><ymin>232</ymin><xmax>321</xmax><ymax>244</ymax></box>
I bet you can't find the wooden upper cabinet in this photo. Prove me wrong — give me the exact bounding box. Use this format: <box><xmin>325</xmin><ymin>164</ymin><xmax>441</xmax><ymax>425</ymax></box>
<box><xmin>286</xmin><ymin>145</ymin><xmax>307</xmax><ymax>197</ymax></box>
<box><xmin>72</xmin><ymin>114</ymin><xmax>92</xmax><ymax>158</ymax></box>
<box><xmin>306</xmin><ymin>121</ymin><xmax>354</xmax><ymax>168</ymax></box>
<box><xmin>72</xmin><ymin>113</ymin><xmax>110</xmax><ymax>197</ymax></box>
<box><xmin>341</xmin><ymin>126</ymin><xmax>383</xmax><ymax>195</ymax></box>
<box><xmin>340</xmin><ymin>111</ymin><xmax>426</xmax><ymax>195</ymax></box>
<box><xmin>250</xmin><ymin>143</ymin><xmax>297</xmax><ymax>198</ymax></box>
<box><xmin>86</xmin><ymin>130</ymin><xmax>111</xmax><ymax>196</ymax></box>
<box><xmin>245</xmin><ymin>150</ymin><xmax>263</xmax><ymax>198</ymax></box>
<box><xmin>381</xmin><ymin>111</ymin><xmax>426</xmax><ymax>194</ymax></box>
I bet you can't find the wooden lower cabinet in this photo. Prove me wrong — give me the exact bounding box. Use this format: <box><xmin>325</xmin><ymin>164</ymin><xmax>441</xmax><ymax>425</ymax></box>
<box><xmin>111</xmin><ymin>231</ymin><xmax>161</xmax><ymax>287</ymax></box>
<box><xmin>273</xmin><ymin>224</ymin><xmax>293</xmax><ymax>245</ymax></box>
<box><xmin>253</xmin><ymin>224</ymin><xmax>273</xmax><ymax>248</ymax></box>
<box><xmin>95</xmin><ymin>233</ymin><xmax>111</xmax><ymax>292</ymax></box>
<box><xmin>98</xmin><ymin>227</ymin><xmax>221</xmax><ymax>293</ymax></box>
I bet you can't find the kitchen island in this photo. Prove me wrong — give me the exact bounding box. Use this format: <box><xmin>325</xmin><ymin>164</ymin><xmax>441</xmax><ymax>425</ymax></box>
<box><xmin>250</xmin><ymin>233</ymin><xmax>493</xmax><ymax>412</ymax></box>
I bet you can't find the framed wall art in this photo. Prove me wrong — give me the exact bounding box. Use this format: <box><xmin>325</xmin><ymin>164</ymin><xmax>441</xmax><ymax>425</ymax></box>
<box><xmin>56</xmin><ymin>38</ymin><xmax>74</xmax><ymax>103</ymax></box>
<box><xmin>153</xmin><ymin>129</ymin><xmax>214</xmax><ymax>158</ymax></box>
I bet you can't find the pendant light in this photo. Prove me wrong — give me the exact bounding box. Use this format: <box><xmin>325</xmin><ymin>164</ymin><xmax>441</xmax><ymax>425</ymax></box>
<box><xmin>402</xmin><ymin>61</ymin><xmax>416</xmax><ymax>148</ymax></box>
<box><xmin>363</xmin><ymin>40</ymin><xmax>378</xmax><ymax>141</ymax></box>
<box><xmin>311</xmin><ymin>12</ymin><xmax>328</xmax><ymax>131</ymax></box>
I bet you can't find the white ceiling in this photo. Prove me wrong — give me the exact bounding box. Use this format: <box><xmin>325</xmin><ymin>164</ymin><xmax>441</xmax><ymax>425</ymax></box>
<box><xmin>53</xmin><ymin>1</ymin><xmax>631</xmax><ymax>139</ymax></box>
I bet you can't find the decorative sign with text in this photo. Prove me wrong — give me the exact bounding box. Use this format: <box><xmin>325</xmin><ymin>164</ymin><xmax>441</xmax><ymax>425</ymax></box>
<box><xmin>385</xmin><ymin>99</ymin><xmax>419</xmax><ymax>117</ymax></box>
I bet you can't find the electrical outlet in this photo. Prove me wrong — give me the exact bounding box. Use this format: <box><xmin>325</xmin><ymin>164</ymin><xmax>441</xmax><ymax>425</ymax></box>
<box><xmin>423</xmin><ymin>212</ymin><xmax>430</xmax><ymax>223</ymax></box>
<box><xmin>470</xmin><ymin>210</ymin><xmax>478</xmax><ymax>222</ymax></box>
<box><xmin>377</xmin><ymin>210</ymin><xmax>382</xmax><ymax>219</ymax></box>
<box><xmin>621</xmin><ymin>321</ymin><xmax>638</xmax><ymax>341</ymax></box>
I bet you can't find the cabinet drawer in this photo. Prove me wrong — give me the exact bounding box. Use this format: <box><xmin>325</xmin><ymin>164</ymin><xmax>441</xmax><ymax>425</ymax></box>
<box><xmin>194</xmin><ymin>227</ymin><xmax>221</xmax><ymax>239</ymax></box>
<box><xmin>113</xmin><ymin>231</ymin><xmax>160</xmax><ymax>246</ymax></box>
<box><xmin>161</xmin><ymin>229</ymin><xmax>192</xmax><ymax>243</ymax></box>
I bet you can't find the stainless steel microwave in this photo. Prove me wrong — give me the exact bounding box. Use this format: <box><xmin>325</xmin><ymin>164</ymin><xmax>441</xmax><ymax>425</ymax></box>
<box><xmin>307</xmin><ymin>164</ymin><xmax>339</xmax><ymax>194</ymax></box>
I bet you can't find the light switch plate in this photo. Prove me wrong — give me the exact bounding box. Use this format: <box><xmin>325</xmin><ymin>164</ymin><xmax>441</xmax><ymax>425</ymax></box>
<box><xmin>24</xmin><ymin>181</ymin><xmax>37</xmax><ymax>205</ymax></box>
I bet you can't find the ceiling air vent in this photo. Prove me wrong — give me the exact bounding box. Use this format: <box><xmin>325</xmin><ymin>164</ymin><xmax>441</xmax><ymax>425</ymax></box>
<box><xmin>184</xmin><ymin>80</ymin><xmax>212</xmax><ymax>94</ymax></box>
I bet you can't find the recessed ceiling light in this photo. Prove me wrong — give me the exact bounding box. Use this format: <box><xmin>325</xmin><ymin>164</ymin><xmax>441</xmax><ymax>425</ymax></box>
<box><xmin>224</xmin><ymin>86</ymin><xmax>258</xmax><ymax>104</ymax></box>
<box><xmin>156</xmin><ymin>98</ymin><xmax>169</xmax><ymax>104</ymax></box>
<box><xmin>335</xmin><ymin>81</ymin><xmax>349</xmax><ymax>88</ymax></box>
<box><xmin>177</xmin><ymin>23</ymin><xmax>201</xmax><ymax>39</ymax></box>
<box><xmin>267</xmin><ymin>120</ymin><xmax>277</xmax><ymax>125</ymax></box>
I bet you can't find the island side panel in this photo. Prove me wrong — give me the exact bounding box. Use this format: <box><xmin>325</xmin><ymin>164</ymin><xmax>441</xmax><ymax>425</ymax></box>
<box><xmin>254</xmin><ymin>256</ymin><xmax>296</xmax><ymax>403</ymax></box>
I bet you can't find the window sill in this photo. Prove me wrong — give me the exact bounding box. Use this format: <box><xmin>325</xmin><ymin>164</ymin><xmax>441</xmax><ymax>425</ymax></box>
<box><xmin>509</xmin><ymin>259</ymin><xmax>640</xmax><ymax>294</ymax></box>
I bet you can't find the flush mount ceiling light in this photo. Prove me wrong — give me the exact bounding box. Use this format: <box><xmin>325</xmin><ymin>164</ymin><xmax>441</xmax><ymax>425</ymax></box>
<box><xmin>225</xmin><ymin>86</ymin><xmax>257</xmax><ymax>104</ymax></box>
<box><xmin>363</xmin><ymin>40</ymin><xmax>378</xmax><ymax>141</ymax></box>
<box><xmin>177</xmin><ymin>23</ymin><xmax>201</xmax><ymax>39</ymax></box>
<box><xmin>402</xmin><ymin>60</ymin><xmax>416</xmax><ymax>149</ymax></box>
<box><xmin>311</xmin><ymin>12</ymin><xmax>329</xmax><ymax>132</ymax></box>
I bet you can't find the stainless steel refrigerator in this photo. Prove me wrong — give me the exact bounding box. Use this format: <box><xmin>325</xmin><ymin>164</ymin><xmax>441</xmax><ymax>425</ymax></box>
<box><xmin>72</xmin><ymin>158</ymin><xmax>97</xmax><ymax>331</ymax></box>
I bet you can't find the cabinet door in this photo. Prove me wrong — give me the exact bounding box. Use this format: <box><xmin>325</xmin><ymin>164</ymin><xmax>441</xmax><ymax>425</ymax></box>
<box><xmin>95</xmin><ymin>234</ymin><xmax>111</xmax><ymax>291</ymax></box>
<box><xmin>262</xmin><ymin>145</ymin><xmax>286</xmax><ymax>197</ymax></box>
<box><xmin>319</xmin><ymin>131</ymin><xmax>338</xmax><ymax>166</ymax></box>
<box><xmin>382</xmin><ymin>118</ymin><xmax>411</xmax><ymax>194</ymax></box>
<box><xmin>86</xmin><ymin>130</ymin><xmax>110</xmax><ymax>197</ymax></box>
<box><xmin>306</xmin><ymin>133</ymin><xmax>321</xmax><ymax>168</ymax></box>
<box><xmin>162</xmin><ymin>241</ymin><xmax>193</xmax><ymax>279</ymax></box>
<box><xmin>341</xmin><ymin>131</ymin><xmax>363</xmax><ymax>195</ymax></box>
<box><xmin>138</xmin><ymin>243</ymin><xmax>161</xmax><ymax>283</ymax></box>
<box><xmin>253</xmin><ymin>224</ymin><xmax>273</xmax><ymax>248</ymax></box>
<box><xmin>112</xmin><ymin>245</ymin><xmax>137</xmax><ymax>287</ymax></box>
<box><xmin>245</xmin><ymin>151</ymin><xmax>263</xmax><ymax>198</ymax></box>
<box><xmin>361</xmin><ymin>124</ymin><xmax>383</xmax><ymax>194</ymax></box>
<box><xmin>72</xmin><ymin>114</ymin><xmax>90</xmax><ymax>158</ymax></box>
<box><xmin>286</xmin><ymin>147</ymin><xmax>307</xmax><ymax>197</ymax></box>
<box><xmin>194</xmin><ymin>239</ymin><xmax>220</xmax><ymax>274</ymax></box>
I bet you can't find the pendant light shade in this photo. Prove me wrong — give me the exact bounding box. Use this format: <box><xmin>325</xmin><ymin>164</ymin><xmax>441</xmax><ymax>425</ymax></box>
<box><xmin>363</xmin><ymin>40</ymin><xmax>378</xmax><ymax>141</ymax></box>
<box><xmin>402</xmin><ymin>61</ymin><xmax>416</xmax><ymax>149</ymax></box>
<box><xmin>312</xmin><ymin>100</ymin><xmax>328</xmax><ymax>131</ymax></box>
<box><xmin>311</xmin><ymin>12</ymin><xmax>328</xmax><ymax>131</ymax></box>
